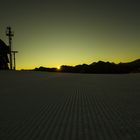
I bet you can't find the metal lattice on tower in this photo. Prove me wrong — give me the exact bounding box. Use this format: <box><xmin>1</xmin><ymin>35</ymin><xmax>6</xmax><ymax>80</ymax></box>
<box><xmin>6</xmin><ymin>27</ymin><xmax>18</xmax><ymax>70</ymax></box>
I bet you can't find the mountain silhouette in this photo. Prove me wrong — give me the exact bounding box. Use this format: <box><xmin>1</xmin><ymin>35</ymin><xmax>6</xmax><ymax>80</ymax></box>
<box><xmin>34</xmin><ymin>59</ymin><xmax>140</xmax><ymax>74</ymax></box>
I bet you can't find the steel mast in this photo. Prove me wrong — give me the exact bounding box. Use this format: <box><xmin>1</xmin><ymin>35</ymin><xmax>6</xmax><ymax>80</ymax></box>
<box><xmin>6</xmin><ymin>26</ymin><xmax>14</xmax><ymax>70</ymax></box>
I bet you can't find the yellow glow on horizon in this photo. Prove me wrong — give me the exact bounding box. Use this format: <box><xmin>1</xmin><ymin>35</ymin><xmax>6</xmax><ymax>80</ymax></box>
<box><xmin>16</xmin><ymin>57</ymin><xmax>138</xmax><ymax>70</ymax></box>
<box><xmin>12</xmin><ymin>20</ymin><xmax>140</xmax><ymax>71</ymax></box>
<box><xmin>57</xmin><ymin>66</ymin><xmax>61</xmax><ymax>70</ymax></box>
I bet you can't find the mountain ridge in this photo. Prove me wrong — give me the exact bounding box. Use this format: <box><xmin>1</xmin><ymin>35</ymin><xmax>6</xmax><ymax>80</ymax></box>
<box><xmin>34</xmin><ymin>59</ymin><xmax>140</xmax><ymax>74</ymax></box>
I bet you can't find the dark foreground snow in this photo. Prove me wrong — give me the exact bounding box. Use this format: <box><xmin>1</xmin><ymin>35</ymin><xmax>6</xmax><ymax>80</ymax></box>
<box><xmin>0</xmin><ymin>71</ymin><xmax>140</xmax><ymax>140</ymax></box>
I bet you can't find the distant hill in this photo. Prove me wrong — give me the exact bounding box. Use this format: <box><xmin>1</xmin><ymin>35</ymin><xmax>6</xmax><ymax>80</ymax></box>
<box><xmin>122</xmin><ymin>59</ymin><xmax>140</xmax><ymax>66</ymax></box>
<box><xmin>34</xmin><ymin>59</ymin><xmax>140</xmax><ymax>74</ymax></box>
<box><xmin>118</xmin><ymin>59</ymin><xmax>140</xmax><ymax>73</ymax></box>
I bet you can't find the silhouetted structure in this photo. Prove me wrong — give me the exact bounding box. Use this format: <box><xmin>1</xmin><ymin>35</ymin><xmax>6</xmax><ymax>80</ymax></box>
<box><xmin>6</xmin><ymin>27</ymin><xmax>14</xmax><ymax>70</ymax></box>
<box><xmin>12</xmin><ymin>51</ymin><xmax>18</xmax><ymax>70</ymax></box>
<box><xmin>5</xmin><ymin>27</ymin><xmax>18</xmax><ymax>70</ymax></box>
<box><xmin>0</xmin><ymin>39</ymin><xmax>10</xmax><ymax>69</ymax></box>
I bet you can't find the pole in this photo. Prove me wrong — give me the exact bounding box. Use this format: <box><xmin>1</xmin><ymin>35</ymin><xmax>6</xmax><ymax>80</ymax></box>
<box><xmin>6</xmin><ymin>26</ymin><xmax>14</xmax><ymax>70</ymax></box>
<box><xmin>11</xmin><ymin>51</ymin><xmax>18</xmax><ymax>70</ymax></box>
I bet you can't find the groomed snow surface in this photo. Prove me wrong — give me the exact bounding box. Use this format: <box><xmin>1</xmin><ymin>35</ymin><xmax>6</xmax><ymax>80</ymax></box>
<box><xmin>0</xmin><ymin>71</ymin><xmax>140</xmax><ymax>140</ymax></box>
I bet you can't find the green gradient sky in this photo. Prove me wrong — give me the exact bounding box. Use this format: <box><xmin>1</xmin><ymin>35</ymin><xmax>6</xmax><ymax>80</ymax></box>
<box><xmin>0</xmin><ymin>0</ymin><xmax>140</xmax><ymax>69</ymax></box>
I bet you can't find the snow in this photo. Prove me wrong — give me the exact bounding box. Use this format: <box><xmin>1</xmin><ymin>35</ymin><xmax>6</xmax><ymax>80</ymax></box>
<box><xmin>0</xmin><ymin>71</ymin><xmax>140</xmax><ymax>139</ymax></box>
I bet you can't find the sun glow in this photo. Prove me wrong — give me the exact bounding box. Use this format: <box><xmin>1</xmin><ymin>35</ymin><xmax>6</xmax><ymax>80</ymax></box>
<box><xmin>57</xmin><ymin>66</ymin><xmax>61</xmax><ymax>70</ymax></box>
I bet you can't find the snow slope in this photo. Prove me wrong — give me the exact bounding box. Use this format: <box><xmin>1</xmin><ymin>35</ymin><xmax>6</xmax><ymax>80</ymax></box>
<box><xmin>0</xmin><ymin>71</ymin><xmax>140</xmax><ymax>140</ymax></box>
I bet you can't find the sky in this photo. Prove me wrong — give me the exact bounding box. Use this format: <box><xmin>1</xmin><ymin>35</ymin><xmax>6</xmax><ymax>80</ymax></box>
<box><xmin>0</xmin><ymin>0</ymin><xmax>140</xmax><ymax>70</ymax></box>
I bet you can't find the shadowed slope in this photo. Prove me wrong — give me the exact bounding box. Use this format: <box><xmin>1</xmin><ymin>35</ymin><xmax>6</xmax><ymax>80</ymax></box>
<box><xmin>0</xmin><ymin>71</ymin><xmax>140</xmax><ymax>140</ymax></box>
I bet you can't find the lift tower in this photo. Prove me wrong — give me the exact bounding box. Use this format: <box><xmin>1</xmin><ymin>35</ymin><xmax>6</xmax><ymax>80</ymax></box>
<box><xmin>6</xmin><ymin>26</ymin><xmax>14</xmax><ymax>70</ymax></box>
<box><xmin>11</xmin><ymin>51</ymin><xmax>18</xmax><ymax>70</ymax></box>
